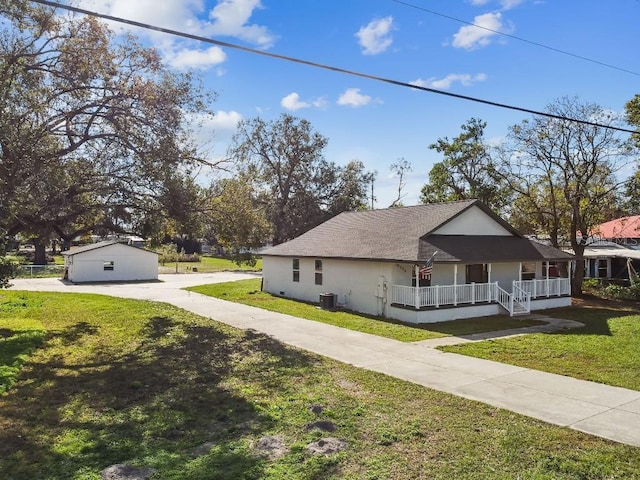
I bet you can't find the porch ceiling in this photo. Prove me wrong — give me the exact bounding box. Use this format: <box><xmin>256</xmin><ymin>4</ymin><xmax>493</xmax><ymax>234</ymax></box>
<box><xmin>418</xmin><ymin>235</ymin><xmax>574</xmax><ymax>264</ymax></box>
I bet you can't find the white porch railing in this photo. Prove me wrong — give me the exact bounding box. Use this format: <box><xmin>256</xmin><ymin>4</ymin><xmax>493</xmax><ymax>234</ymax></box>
<box><xmin>513</xmin><ymin>278</ymin><xmax>571</xmax><ymax>298</ymax></box>
<box><xmin>392</xmin><ymin>282</ymin><xmax>499</xmax><ymax>310</ymax></box>
<box><xmin>391</xmin><ymin>278</ymin><xmax>569</xmax><ymax>316</ymax></box>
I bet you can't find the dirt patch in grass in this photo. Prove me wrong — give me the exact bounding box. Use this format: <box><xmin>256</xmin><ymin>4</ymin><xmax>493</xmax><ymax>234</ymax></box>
<box><xmin>572</xmin><ymin>294</ymin><xmax>640</xmax><ymax>311</ymax></box>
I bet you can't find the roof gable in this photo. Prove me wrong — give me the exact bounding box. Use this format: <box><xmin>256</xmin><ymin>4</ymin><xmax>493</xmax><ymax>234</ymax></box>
<box><xmin>431</xmin><ymin>204</ymin><xmax>517</xmax><ymax>236</ymax></box>
<box><xmin>62</xmin><ymin>240</ymin><xmax>157</xmax><ymax>257</ymax></box>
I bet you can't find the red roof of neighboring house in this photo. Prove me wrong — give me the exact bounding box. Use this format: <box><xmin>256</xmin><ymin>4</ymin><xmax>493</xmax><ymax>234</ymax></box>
<box><xmin>593</xmin><ymin>216</ymin><xmax>640</xmax><ymax>239</ymax></box>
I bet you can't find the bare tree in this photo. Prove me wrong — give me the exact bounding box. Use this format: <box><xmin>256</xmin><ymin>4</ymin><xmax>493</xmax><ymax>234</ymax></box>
<box><xmin>389</xmin><ymin>158</ymin><xmax>413</xmax><ymax>208</ymax></box>
<box><xmin>495</xmin><ymin>97</ymin><xmax>637</xmax><ymax>295</ymax></box>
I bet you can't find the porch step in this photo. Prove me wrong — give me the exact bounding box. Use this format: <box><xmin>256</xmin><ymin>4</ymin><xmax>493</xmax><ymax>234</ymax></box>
<box><xmin>512</xmin><ymin>304</ymin><xmax>530</xmax><ymax>316</ymax></box>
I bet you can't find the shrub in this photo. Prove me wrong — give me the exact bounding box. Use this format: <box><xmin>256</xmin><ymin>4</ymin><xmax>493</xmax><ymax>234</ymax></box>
<box><xmin>0</xmin><ymin>256</ymin><xmax>19</xmax><ymax>288</ymax></box>
<box><xmin>603</xmin><ymin>283</ymin><xmax>640</xmax><ymax>301</ymax></box>
<box><xmin>582</xmin><ymin>278</ymin><xmax>600</xmax><ymax>290</ymax></box>
<box><xmin>157</xmin><ymin>244</ymin><xmax>200</xmax><ymax>264</ymax></box>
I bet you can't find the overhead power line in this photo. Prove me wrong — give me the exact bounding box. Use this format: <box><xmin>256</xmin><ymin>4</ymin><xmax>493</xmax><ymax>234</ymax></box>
<box><xmin>29</xmin><ymin>0</ymin><xmax>638</xmax><ymax>135</ymax></box>
<box><xmin>392</xmin><ymin>0</ymin><xmax>640</xmax><ymax>78</ymax></box>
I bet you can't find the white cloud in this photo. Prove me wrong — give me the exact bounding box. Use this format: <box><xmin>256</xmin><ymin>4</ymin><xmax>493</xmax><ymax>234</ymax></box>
<box><xmin>76</xmin><ymin>0</ymin><xmax>276</xmax><ymax>69</ymax></box>
<box><xmin>337</xmin><ymin>88</ymin><xmax>372</xmax><ymax>107</ymax></box>
<box><xmin>207</xmin><ymin>0</ymin><xmax>276</xmax><ymax>48</ymax></box>
<box><xmin>410</xmin><ymin>73</ymin><xmax>487</xmax><ymax>90</ymax></box>
<box><xmin>312</xmin><ymin>97</ymin><xmax>328</xmax><ymax>109</ymax></box>
<box><xmin>355</xmin><ymin>16</ymin><xmax>394</xmax><ymax>55</ymax></box>
<box><xmin>78</xmin><ymin>0</ymin><xmax>207</xmax><ymax>36</ymax></box>
<box><xmin>209</xmin><ymin>110</ymin><xmax>243</xmax><ymax>132</ymax></box>
<box><xmin>281</xmin><ymin>93</ymin><xmax>327</xmax><ymax>111</ymax></box>
<box><xmin>185</xmin><ymin>110</ymin><xmax>242</xmax><ymax>153</ymax></box>
<box><xmin>166</xmin><ymin>46</ymin><xmax>226</xmax><ymax>70</ymax></box>
<box><xmin>281</xmin><ymin>92</ymin><xmax>309</xmax><ymax>111</ymax></box>
<box><xmin>452</xmin><ymin>12</ymin><xmax>505</xmax><ymax>49</ymax></box>
<box><xmin>498</xmin><ymin>0</ymin><xmax>525</xmax><ymax>10</ymax></box>
<box><xmin>468</xmin><ymin>0</ymin><xmax>524</xmax><ymax>10</ymax></box>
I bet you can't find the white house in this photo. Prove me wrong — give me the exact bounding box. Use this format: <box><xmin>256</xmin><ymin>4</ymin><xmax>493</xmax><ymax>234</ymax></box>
<box><xmin>577</xmin><ymin>241</ymin><xmax>640</xmax><ymax>284</ymax></box>
<box><xmin>261</xmin><ymin>200</ymin><xmax>573</xmax><ymax>323</ymax></box>
<box><xmin>62</xmin><ymin>241</ymin><xmax>158</xmax><ymax>283</ymax></box>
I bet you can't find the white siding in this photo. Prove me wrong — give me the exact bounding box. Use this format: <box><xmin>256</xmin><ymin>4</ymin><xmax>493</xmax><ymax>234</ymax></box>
<box><xmin>263</xmin><ymin>256</ymin><xmax>569</xmax><ymax>324</ymax></box>
<box><xmin>432</xmin><ymin>206</ymin><xmax>512</xmax><ymax>236</ymax></box>
<box><xmin>66</xmin><ymin>243</ymin><xmax>158</xmax><ymax>283</ymax></box>
<box><xmin>263</xmin><ymin>256</ymin><xmax>395</xmax><ymax>316</ymax></box>
<box><xmin>491</xmin><ymin>262</ymin><xmax>520</xmax><ymax>290</ymax></box>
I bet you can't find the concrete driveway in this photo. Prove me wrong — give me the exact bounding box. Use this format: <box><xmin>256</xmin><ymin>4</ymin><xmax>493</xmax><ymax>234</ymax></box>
<box><xmin>7</xmin><ymin>273</ymin><xmax>640</xmax><ymax>447</ymax></box>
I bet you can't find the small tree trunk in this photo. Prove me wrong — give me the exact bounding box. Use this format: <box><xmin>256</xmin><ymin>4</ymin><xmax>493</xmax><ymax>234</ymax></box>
<box><xmin>34</xmin><ymin>239</ymin><xmax>47</xmax><ymax>265</ymax></box>
<box><xmin>570</xmin><ymin>245</ymin><xmax>585</xmax><ymax>297</ymax></box>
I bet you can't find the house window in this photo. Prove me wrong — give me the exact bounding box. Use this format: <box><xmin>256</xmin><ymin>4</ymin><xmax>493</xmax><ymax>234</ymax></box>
<box><xmin>521</xmin><ymin>262</ymin><xmax>536</xmax><ymax>281</ymax></box>
<box><xmin>466</xmin><ymin>264</ymin><xmax>488</xmax><ymax>283</ymax></box>
<box><xmin>292</xmin><ymin>258</ymin><xmax>300</xmax><ymax>282</ymax></box>
<box><xmin>597</xmin><ymin>259</ymin><xmax>608</xmax><ymax>278</ymax></box>
<box><xmin>315</xmin><ymin>259</ymin><xmax>323</xmax><ymax>285</ymax></box>
<box><xmin>103</xmin><ymin>261</ymin><xmax>114</xmax><ymax>271</ymax></box>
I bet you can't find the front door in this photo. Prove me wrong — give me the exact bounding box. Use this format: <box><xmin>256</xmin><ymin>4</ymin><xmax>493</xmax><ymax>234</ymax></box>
<box><xmin>466</xmin><ymin>263</ymin><xmax>488</xmax><ymax>283</ymax></box>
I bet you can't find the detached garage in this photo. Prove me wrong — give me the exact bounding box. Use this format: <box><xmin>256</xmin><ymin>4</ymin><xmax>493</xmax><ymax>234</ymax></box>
<box><xmin>62</xmin><ymin>240</ymin><xmax>158</xmax><ymax>283</ymax></box>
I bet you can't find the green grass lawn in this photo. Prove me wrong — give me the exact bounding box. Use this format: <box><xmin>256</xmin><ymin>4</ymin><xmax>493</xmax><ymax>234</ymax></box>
<box><xmin>187</xmin><ymin>279</ymin><xmax>547</xmax><ymax>343</ymax></box>
<box><xmin>160</xmin><ymin>256</ymin><xmax>262</xmax><ymax>273</ymax></box>
<box><xmin>1</xmin><ymin>290</ymin><xmax>639</xmax><ymax>479</ymax></box>
<box><xmin>441</xmin><ymin>304</ymin><xmax>640</xmax><ymax>391</ymax></box>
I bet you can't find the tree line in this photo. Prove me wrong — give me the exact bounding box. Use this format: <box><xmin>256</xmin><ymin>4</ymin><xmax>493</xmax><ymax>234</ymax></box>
<box><xmin>1</xmin><ymin>2</ymin><xmax>639</xmax><ymax>296</ymax></box>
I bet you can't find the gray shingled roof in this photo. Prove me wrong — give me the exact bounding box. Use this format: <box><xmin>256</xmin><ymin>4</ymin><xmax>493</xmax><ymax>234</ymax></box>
<box><xmin>62</xmin><ymin>240</ymin><xmax>157</xmax><ymax>257</ymax></box>
<box><xmin>419</xmin><ymin>235</ymin><xmax>573</xmax><ymax>263</ymax></box>
<box><xmin>262</xmin><ymin>200</ymin><xmax>572</xmax><ymax>263</ymax></box>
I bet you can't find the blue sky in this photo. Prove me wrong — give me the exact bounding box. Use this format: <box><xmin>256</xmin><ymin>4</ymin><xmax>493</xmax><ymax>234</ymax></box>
<box><xmin>75</xmin><ymin>0</ymin><xmax>640</xmax><ymax>207</ymax></box>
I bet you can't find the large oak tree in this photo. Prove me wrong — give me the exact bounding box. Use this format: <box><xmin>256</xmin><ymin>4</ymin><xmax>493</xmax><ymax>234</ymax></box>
<box><xmin>227</xmin><ymin>114</ymin><xmax>374</xmax><ymax>245</ymax></box>
<box><xmin>420</xmin><ymin>118</ymin><xmax>510</xmax><ymax>214</ymax></box>
<box><xmin>0</xmin><ymin>1</ymin><xmax>212</xmax><ymax>263</ymax></box>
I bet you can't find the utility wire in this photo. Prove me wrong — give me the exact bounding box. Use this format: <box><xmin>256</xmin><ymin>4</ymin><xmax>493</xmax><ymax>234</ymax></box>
<box><xmin>392</xmin><ymin>0</ymin><xmax>640</xmax><ymax>78</ymax></box>
<box><xmin>29</xmin><ymin>0</ymin><xmax>638</xmax><ymax>135</ymax></box>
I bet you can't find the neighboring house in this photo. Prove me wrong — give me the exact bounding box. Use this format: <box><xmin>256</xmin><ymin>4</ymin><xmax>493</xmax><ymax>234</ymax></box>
<box><xmin>62</xmin><ymin>240</ymin><xmax>158</xmax><ymax>283</ymax></box>
<box><xmin>262</xmin><ymin>200</ymin><xmax>573</xmax><ymax>324</ymax></box>
<box><xmin>579</xmin><ymin>241</ymin><xmax>640</xmax><ymax>284</ymax></box>
<box><xmin>592</xmin><ymin>216</ymin><xmax>640</xmax><ymax>250</ymax></box>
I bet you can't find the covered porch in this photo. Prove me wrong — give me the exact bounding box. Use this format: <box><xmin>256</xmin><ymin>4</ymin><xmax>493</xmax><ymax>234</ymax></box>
<box><xmin>391</xmin><ymin>278</ymin><xmax>570</xmax><ymax>314</ymax></box>
<box><xmin>390</xmin><ymin>261</ymin><xmax>571</xmax><ymax>316</ymax></box>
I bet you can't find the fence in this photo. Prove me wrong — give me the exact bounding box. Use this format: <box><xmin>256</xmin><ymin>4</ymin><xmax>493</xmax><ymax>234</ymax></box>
<box><xmin>17</xmin><ymin>264</ymin><xmax>66</xmax><ymax>278</ymax></box>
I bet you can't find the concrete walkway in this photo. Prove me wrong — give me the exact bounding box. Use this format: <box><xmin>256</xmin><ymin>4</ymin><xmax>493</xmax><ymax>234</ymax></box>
<box><xmin>8</xmin><ymin>274</ymin><xmax>640</xmax><ymax>447</ymax></box>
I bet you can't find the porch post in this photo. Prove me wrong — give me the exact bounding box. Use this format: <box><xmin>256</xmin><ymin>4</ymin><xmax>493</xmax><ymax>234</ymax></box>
<box><xmin>518</xmin><ymin>262</ymin><xmax>523</xmax><ymax>282</ymax></box>
<box><xmin>453</xmin><ymin>264</ymin><xmax>458</xmax><ymax>306</ymax></box>
<box><xmin>546</xmin><ymin>261</ymin><xmax>550</xmax><ymax>279</ymax></box>
<box><xmin>487</xmin><ymin>263</ymin><xmax>492</xmax><ymax>284</ymax></box>
<box><xmin>414</xmin><ymin>264</ymin><xmax>420</xmax><ymax>310</ymax></box>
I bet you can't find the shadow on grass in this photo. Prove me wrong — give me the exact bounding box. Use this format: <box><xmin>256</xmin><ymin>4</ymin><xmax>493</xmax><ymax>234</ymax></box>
<box><xmin>0</xmin><ymin>328</ymin><xmax>46</xmax><ymax>394</ymax></box>
<box><xmin>0</xmin><ymin>314</ymin><xmax>316</xmax><ymax>479</ymax></box>
<box><xmin>543</xmin><ymin>306</ymin><xmax>636</xmax><ymax>336</ymax></box>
